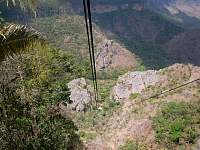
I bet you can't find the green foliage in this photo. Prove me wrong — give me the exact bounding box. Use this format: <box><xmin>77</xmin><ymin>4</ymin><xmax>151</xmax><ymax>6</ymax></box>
<box><xmin>79</xmin><ymin>131</ymin><xmax>96</xmax><ymax>141</ymax></box>
<box><xmin>0</xmin><ymin>24</ymin><xmax>44</xmax><ymax>62</ymax></box>
<box><xmin>93</xmin><ymin>9</ymin><xmax>183</xmax><ymax>69</ymax></box>
<box><xmin>74</xmin><ymin>79</ymin><xmax>121</xmax><ymax>129</ymax></box>
<box><xmin>119</xmin><ymin>139</ymin><xmax>147</xmax><ymax>150</ymax></box>
<box><xmin>0</xmin><ymin>45</ymin><xmax>87</xmax><ymax>149</ymax></box>
<box><xmin>0</xmin><ymin>85</ymin><xmax>33</xmax><ymax>149</ymax></box>
<box><xmin>38</xmin><ymin>0</ymin><xmax>67</xmax><ymax>10</ymax></box>
<box><xmin>129</xmin><ymin>93</ymin><xmax>140</xmax><ymax>100</ymax></box>
<box><xmin>31</xmin><ymin>13</ymin><xmax>106</xmax><ymax>64</ymax></box>
<box><xmin>28</xmin><ymin>46</ymin><xmax>89</xmax><ymax>104</ymax></box>
<box><xmin>153</xmin><ymin>101</ymin><xmax>200</xmax><ymax>148</ymax></box>
<box><xmin>31</xmin><ymin>14</ymin><xmax>102</xmax><ymax>58</ymax></box>
<box><xmin>33</xmin><ymin>115</ymin><xmax>82</xmax><ymax>150</ymax></box>
<box><xmin>135</xmin><ymin>64</ymin><xmax>146</xmax><ymax>71</ymax></box>
<box><xmin>97</xmin><ymin>69</ymin><xmax>129</xmax><ymax>80</ymax></box>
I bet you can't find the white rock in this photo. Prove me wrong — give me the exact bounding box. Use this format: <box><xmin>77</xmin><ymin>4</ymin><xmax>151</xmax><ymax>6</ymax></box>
<box><xmin>67</xmin><ymin>78</ymin><xmax>94</xmax><ymax>112</ymax></box>
<box><xmin>112</xmin><ymin>70</ymin><xmax>161</xmax><ymax>101</ymax></box>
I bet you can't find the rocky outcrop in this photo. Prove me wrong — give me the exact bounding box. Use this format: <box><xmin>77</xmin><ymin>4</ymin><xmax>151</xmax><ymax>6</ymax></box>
<box><xmin>112</xmin><ymin>64</ymin><xmax>200</xmax><ymax>101</ymax></box>
<box><xmin>67</xmin><ymin>78</ymin><xmax>94</xmax><ymax>112</ymax></box>
<box><xmin>95</xmin><ymin>39</ymin><xmax>137</xmax><ymax>71</ymax></box>
<box><xmin>85</xmin><ymin>64</ymin><xmax>200</xmax><ymax>149</ymax></box>
<box><xmin>111</xmin><ymin>70</ymin><xmax>161</xmax><ymax>101</ymax></box>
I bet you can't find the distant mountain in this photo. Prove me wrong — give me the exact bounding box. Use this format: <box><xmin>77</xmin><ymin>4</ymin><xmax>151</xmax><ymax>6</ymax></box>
<box><xmin>81</xmin><ymin>0</ymin><xmax>200</xmax><ymax>68</ymax></box>
<box><xmin>145</xmin><ymin>0</ymin><xmax>200</xmax><ymax>66</ymax></box>
<box><xmin>165</xmin><ymin>29</ymin><xmax>200</xmax><ymax>65</ymax></box>
<box><xmin>92</xmin><ymin>8</ymin><xmax>184</xmax><ymax>68</ymax></box>
<box><xmin>145</xmin><ymin>0</ymin><xmax>200</xmax><ymax>29</ymax></box>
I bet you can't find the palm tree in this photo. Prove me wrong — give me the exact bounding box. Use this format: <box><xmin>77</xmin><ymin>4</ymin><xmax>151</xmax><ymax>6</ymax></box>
<box><xmin>0</xmin><ymin>24</ymin><xmax>44</xmax><ymax>62</ymax></box>
<box><xmin>5</xmin><ymin>0</ymin><xmax>37</xmax><ymax>10</ymax></box>
<box><xmin>0</xmin><ymin>0</ymin><xmax>44</xmax><ymax>62</ymax></box>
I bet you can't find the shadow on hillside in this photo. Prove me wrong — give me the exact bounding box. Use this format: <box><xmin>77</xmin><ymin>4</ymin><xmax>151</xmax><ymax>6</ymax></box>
<box><xmin>90</xmin><ymin>9</ymin><xmax>199</xmax><ymax>70</ymax></box>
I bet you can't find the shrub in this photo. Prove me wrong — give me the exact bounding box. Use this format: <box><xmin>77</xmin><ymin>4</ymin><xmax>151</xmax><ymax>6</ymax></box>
<box><xmin>0</xmin><ymin>46</ymin><xmax>87</xmax><ymax>149</ymax></box>
<box><xmin>79</xmin><ymin>131</ymin><xmax>96</xmax><ymax>141</ymax></box>
<box><xmin>129</xmin><ymin>93</ymin><xmax>140</xmax><ymax>100</ymax></box>
<box><xmin>119</xmin><ymin>140</ymin><xmax>147</xmax><ymax>150</ymax></box>
<box><xmin>153</xmin><ymin>101</ymin><xmax>200</xmax><ymax>148</ymax></box>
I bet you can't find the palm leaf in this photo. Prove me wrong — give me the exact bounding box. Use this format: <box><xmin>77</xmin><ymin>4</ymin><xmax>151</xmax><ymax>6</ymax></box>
<box><xmin>0</xmin><ymin>24</ymin><xmax>45</xmax><ymax>62</ymax></box>
<box><xmin>5</xmin><ymin>0</ymin><xmax>38</xmax><ymax>10</ymax></box>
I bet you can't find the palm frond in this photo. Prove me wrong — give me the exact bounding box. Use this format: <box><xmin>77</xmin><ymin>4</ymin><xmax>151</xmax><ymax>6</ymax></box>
<box><xmin>0</xmin><ymin>24</ymin><xmax>45</xmax><ymax>62</ymax></box>
<box><xmin>5</xmin><ymin>0</ymin><xmax>38</xmax><ymax>10</ymax></box>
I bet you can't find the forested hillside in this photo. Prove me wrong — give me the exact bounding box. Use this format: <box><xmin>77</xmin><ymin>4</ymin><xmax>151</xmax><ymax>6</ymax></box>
<box><xmin>71</xmin><ymin>0</ymin><xmax>200</xmax><ymax>68</ymax></box>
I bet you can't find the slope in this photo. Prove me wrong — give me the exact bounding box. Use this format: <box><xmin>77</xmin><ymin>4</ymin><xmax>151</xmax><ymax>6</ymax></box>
<box><xmin>82</xmin><ymin>64</ymin><xmax>200</xmax><ymax>149</ymax></box>
<box><xmin>92</xmin><ymin>8</ymin><xmax>183</xmax><ymax>69</ymax></box>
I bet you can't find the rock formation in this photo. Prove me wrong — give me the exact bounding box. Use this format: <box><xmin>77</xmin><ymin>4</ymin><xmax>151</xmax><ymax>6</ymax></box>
<box><xmin>111</xmin><ymin>70</ymin><xmax>161</xmax><ymax>101</ymax></box>
<box><xmin>85</xmin><ymin>64</ymin><xmax>200</xmax><ymax>149</ymax></box>
<box><xmin>111</xmin><ymin>64</ymin><xmax>200</xmax><ymax>101</ymax></box>
<box><xmin>67</xmin><ymin>78</ymin><xmax>94</xmax><ymax>112</ymax></box>
<box><xmin>95</xmin><ymin>39</ymin><xmax>137</xmax><ymax>71</ymax></box>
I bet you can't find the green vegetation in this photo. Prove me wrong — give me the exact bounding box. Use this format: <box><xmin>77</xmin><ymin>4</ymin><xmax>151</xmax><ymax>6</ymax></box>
<box><xmin>153</xmin><ymin>101</ymin><xmax>200</xmax><ymax>149</ymax></box>
<box><xmin>31</xmin><ymin>14</ymin><xmax>105</xmax><ymax>58</ymax></box>
<box><xmin>129</xmin><ymin>93</ymin><xmax>140</xmax><ymax>100</ymax></box>
<box><xmin>93</xmin><ymin>9</ymin><xmax>183</xmax><ymax>69</ymax></box>
<box><xmin>2</xmin><ymin>1</ymin><xmax>200</xmax><ymax>149</ymax></box>
<box><xmin>0</xmin><ymin>45</ymin><xmax>89</xmax><ymax>149</ymax></box>
<box><xmin>79</xmin><ymin>130</ymin><xmax>97</xmax><ymax>141</ymax></box>
<box><xmin>119</xmin><ymin>139</ymin><xmax>147</xmax><ymax>150</ymax></box>
<box><xmin>0</xmin><ymin>2</ymin><xmax>122</xmax><ymax>148</ymax></box>
<box><xmin>74</xmin><ymin>79</ymin><xmax>121</xmax><ymax>129</ymax></box>
<box><xmin>0</xmin><ymin>24</ymin><xmax>44</xmax><ymax>62</ymax></box>
<box><xmin>97</xmin><ymin>69</ymin><xmax>129</xmax><ymax>80</ymax></box>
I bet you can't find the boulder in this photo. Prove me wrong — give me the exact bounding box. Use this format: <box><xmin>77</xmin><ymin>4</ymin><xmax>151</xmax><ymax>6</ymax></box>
<box><xmin>67</xmin><ymin>78</ymin><xmax>94</xmax><ymax>112</ymax></box>
<box><xmin>111</xmin><ymin>70</ymin><xmax>161</xmax><ymax>101</ymax></box>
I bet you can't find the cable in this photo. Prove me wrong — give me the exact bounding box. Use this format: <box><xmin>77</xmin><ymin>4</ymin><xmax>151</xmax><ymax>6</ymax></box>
<box><xmin>82</xmin><ymin>0</ymin><xmax>96</xmax><ymax>97</ymax></box>
<box><xmin>86</xmin><ymin>0</ymin><xmax>99</xmax><ymax>104</ymax></box>
<box><xmin>125</xmin><ymin>77</ymin><xmax>200</xmax><ymax>113</ymax></box>
<box><xmin>82</xmin><ymin>0</ymin><xmax>98</xmax><ymax>107</ymax></box>
<box><xmin>140</xmin><ymin>78</ymin><xmax>200</xmax><ymax>103</ymax></box>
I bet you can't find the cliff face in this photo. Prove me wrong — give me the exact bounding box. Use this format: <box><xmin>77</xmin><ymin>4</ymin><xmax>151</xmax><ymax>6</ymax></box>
<box><xmin>95</xmin><ymin>40</ymin><xmax>137</xmax><ymax>71</ymax></box>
